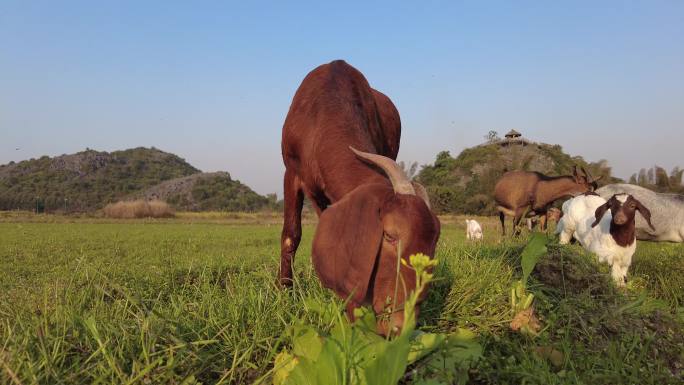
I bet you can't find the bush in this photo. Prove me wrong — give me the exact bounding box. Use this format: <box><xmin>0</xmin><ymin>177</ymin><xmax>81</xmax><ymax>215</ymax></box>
<box><xmin>103</xmin><ymin>199</ymin><xmax>175</xmax><ymax>218</ymax></box>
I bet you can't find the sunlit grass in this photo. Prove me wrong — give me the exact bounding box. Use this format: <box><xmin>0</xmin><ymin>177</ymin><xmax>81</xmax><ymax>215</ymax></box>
<box><xmin>1</xmin><ymin>215</ymin><xmax>682</xmax><ymax>384</ymax></box>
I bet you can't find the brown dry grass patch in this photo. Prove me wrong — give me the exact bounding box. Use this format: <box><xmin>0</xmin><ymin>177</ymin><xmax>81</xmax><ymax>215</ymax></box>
<box><xmin>103</xmin><ymin>199</ymin><xmax>175</xmax><ymax>219</ymax></box>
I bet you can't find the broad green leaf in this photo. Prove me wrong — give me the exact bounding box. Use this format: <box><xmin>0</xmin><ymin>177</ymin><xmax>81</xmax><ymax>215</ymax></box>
<box><xmin>286</xmin><ymin>338</ymin><xmax>347</xmax><ymax>385</ymax></box>
<box><xmin>521</xmin><ymin>233</ymin><xmax>549</xmax><ymax>283</ymax></box>
<box><xmin>409</xmin><ymin>329</ymin><xmax>482</xmax><ymax>385</ymax></box>
<box><xmin>291</xmin><ymin>325</ymin><xmax>323</xmax><ymax>362</ymax></box>
<box><xmin>329</xmin><ymin>315</ymin><xmax>353</xmax><ymax>346</ymax></box>
<box><xmin>443</xmin><ymin>329</ymin><xmax>483</xmax><ymax>362</ymax></box>
<box><xmin>362</xmin><ymin>334</ymin><xmax>411</xmax><ymax>385</ymax></box>
<box><xmin>273</xmin><ymin>351</ymin><xmax>297</xmax><ymax>385</ymax></box>
<box><xmin>407</xmin><ymin>331</ymin><xmax>446</xmax><ymax>364</ymax></box>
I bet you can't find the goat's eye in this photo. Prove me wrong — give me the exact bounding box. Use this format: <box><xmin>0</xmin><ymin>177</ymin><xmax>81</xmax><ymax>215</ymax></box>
<box><xmin>629</xmin><ymin>203</ymin><xmax>636</xmax><ymax>209</ymax></box>
<box><xmin>383</xmin><ymin>233</ymin><xmax>398</xmax><ymax>244</ymax></box>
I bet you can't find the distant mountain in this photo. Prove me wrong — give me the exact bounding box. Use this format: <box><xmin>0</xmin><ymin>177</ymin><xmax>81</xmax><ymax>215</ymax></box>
<box><xmin>0</xmin><ymin>147</ymin><xmax>274</xmax><ymax>212</ymax></box>
<box><xmin>417</xmin><ymin>132</ymin><xmax>623</xmax><ymax>214</ymax></box>
<box><xmin>136</xmin><ymin>172</ymin><xmax>276</xmax><ymax>212</ymax></box>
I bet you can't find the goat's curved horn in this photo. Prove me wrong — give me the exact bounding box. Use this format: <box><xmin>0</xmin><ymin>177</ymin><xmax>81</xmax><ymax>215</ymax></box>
<box><xmin>411</xmin><ymin>181</ymin><xmax>432</xmax><ymax>209</ymax></box>
<box><xmin>349</xmin><ymin>146</ymin><xmax>416</xmax><ymax>195</ymax></box>
<box><xmin>581</xmin><ymin>166</ymin><xmax>592</xmax><ymax>180</ymax></box>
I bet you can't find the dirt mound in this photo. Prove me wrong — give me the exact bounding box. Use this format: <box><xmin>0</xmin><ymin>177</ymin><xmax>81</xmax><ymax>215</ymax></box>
<box><xmin>533</xmin><ymin>245</ymin><xmax>614</xmax><ymax>295</ymax></box>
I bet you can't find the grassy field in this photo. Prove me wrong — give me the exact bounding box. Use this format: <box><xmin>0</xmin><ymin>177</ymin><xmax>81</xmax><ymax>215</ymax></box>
<box><xmin>1</xmin><ymin>213</ymin><xmax>683</xmax><ymax>384</ymax></box>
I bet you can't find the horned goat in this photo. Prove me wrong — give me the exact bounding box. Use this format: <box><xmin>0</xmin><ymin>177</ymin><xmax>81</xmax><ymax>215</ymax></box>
<box><xmin>494</xmin><ymin>166</ymin><xmax>600</xmax><ymax>235</ymax></box>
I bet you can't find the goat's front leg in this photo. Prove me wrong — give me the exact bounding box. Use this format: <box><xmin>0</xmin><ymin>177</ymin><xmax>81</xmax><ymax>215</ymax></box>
<box><xmin>611</xmin><ymin>256</ymin><xmax>632</xmax><ymax>288</ymax></box>
<box><xmin>557</xmin><ymin>219</ymin><xmax>573</xmax><ymax>244</ymax></box>
<box><xmin>610</xmin><ymin>264</ymin><xmax>627</xmax><ymax>287</ymax></box>
<box><xmin>279</xmin><ymin>168</ymin><xmax>304</xmax><ymax>287</ymax></box>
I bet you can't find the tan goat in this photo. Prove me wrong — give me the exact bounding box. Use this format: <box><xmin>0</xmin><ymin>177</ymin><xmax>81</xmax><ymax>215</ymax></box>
<box><xmin>494</xmin><ymin>166</ymin><xmax>600</xmax><ymax>235</ymax></box>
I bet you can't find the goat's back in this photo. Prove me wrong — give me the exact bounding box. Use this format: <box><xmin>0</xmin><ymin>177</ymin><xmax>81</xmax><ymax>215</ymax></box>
<box><xmin>560</xmin><ymin>195</ymin><xmax>613</xmax><ymax>251</ymax></box>
<box><xmin>281</xmin><ymin>60</ymin><xmax>401</xmax><ymax>203</ymax></box>
<box><xmin>494</xmin><ymin>171</ymin><xmax>539</xmax><ymax>211</ymax></box>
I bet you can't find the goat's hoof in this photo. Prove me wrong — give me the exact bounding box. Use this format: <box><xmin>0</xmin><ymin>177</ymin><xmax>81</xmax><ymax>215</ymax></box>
<box><xmin>278</xmin><ymin>276</ymin><xmax>294</xmax><ymax>288</ymax></box>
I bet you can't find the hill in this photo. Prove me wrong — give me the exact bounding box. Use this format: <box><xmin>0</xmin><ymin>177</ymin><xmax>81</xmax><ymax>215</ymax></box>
<box><xmin>136</xmin><ymin>172</ymin><xmax>277</xmax><ymax>212</ymax></box>
<box><xmin>0</xmin><ymin>147</ymin><xmax>274</xmax><ymax>212</ymax></box>
<box><xmin>417</xmin><ymin>132</ymin><xmax>622</xmax><ymax>214</ymax></box>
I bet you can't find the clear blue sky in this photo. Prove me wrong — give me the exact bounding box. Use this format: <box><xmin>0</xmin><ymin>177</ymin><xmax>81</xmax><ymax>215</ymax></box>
<box><xmin>1</xmin><ymin>1</ymin><xmax>682</xmax><ymax>196</ymax></box>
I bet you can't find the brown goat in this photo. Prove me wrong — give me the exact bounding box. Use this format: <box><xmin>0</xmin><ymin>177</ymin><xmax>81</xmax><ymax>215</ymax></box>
<box><xmin>279</xmin><ymin>60</ymin><xmax>440</xmax><ymax>335</ymax></box>
<box><xmin>494</xmin><ymin>166</ymin><xmax>600</xmax><ymax>235</ymax></box>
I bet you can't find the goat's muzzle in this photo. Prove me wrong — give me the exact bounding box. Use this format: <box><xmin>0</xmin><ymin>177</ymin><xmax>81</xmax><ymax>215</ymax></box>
<box><xmin>613</xmin><ymin>212</ymin><xmax>628</xmax><ymax>225</ymax></box>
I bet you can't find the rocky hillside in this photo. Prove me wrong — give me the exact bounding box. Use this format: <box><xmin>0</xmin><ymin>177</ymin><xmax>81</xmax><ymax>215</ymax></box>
<box><xmin>0</xmin><ymin>147</ymin><xmax>274</xmax><ymax>212</ymax></box>
<box><xmin>417</xmin><ymin>134</ymin><xmax>622</xmax><ymax>214</ymax></box>
<box><xmin>136</xmin><ymin>172</ymin><xmax>276</xmax><ymax>212</ymax></box>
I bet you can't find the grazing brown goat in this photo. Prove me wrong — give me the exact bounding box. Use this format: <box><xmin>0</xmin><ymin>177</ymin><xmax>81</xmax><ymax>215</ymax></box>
<box><xmin>279</xmin><ymin>60</ymin><xmax>440</xmax><ymax>335</ymax></box>
<box><xmin>494</xmin><ymin>166</ymin><xmax>600</xmax><ymax>235</ymax></box>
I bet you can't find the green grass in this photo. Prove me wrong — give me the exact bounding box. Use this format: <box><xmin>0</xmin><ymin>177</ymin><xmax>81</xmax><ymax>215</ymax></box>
<box><xmin>1</xmin><ymin>215</ymin><xmax>683</xmax><ymax>384</ymax></box>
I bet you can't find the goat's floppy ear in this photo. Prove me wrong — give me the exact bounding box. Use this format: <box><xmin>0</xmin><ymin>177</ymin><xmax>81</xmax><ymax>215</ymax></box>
<box><xmin>634</xmin><ymin>199</ymin><xmax>656</xmax><ymax>231</ymax></box>
<box><xmin>592</xmin><ymin>201</ymin><xmax>611</xmax><ymax>228</ymax></box>
<box><xmin>312</xmin><ymin>185</ymin><xmax>385</xmax><ymax>305</ymax></box>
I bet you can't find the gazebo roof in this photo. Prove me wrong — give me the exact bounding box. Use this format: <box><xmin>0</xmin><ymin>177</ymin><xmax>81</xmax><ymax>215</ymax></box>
<box><xmin>505</xmin><ymin>129</ymin><xmax>522</xmax><ymax>138</ymax></box>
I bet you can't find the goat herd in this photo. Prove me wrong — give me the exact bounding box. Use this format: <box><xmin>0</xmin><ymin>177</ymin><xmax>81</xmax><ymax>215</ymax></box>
<box><xmin>277</xmin><ymin>60</ymin><xmax>683</xmax><ymax>335</ymax></box>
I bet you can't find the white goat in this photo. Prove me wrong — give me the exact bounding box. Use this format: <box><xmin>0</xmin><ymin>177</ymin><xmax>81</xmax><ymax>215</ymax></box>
<box><xmin>465</xmin><ymin>219</ymin><xmax>483</xmax><ymax>240</ymax></box>
<box><xmin>556</xmin><ymin>193</ymin><xmax>654</xmax><ymax>286</ymax></box>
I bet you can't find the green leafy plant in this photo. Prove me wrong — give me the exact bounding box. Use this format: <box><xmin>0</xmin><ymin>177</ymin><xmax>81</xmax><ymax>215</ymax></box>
<box><xmin>509</xmin><ymin>233</ymin><xmax>549</xmax><ymax>337</ymax></box>
<box><xmin>271</xmin><ymin>254</ymin><xmax>482</xmax><ymax>385</ymax></box>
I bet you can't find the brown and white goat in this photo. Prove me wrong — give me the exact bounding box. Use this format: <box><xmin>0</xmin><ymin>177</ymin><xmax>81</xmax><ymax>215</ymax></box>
<box><xmin>557</xmin><ymin>194</ymin><xmax>654</xmax><ymax>286</ymax></box>
<box><xmin>494</xmin><ymin>167</ymin><xmax>600</xmax><ymax>235</ymax></box>
<box><xmin>279</xmin><ymin>60</ymin><xmax>440</xmax><ymax>335</ymax></box>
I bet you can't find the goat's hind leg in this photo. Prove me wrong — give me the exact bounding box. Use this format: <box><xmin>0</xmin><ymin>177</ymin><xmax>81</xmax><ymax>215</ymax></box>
<box><xmin>279</xmin><ymin>168</ymin><xmax>304</xmax><ymax>287</ymax></box>
<box><xmin>512</xmin><ymin>207</ymin><xmax>529</xmax><ymax>236</ymax></box>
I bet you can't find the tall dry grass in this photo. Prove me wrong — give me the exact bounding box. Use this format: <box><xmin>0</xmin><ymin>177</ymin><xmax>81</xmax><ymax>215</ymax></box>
<box><xmin>103</xmin><ymin>200</ymin><xmax>175</xmax><ymax>219</ymax></box>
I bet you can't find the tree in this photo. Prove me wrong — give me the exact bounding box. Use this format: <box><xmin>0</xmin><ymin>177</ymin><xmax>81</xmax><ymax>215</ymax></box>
<box><xmin>484</xmin><ymin>130</ymin><xmax>500</xmax><ymax>143</ymax></box>
<box><xmin>398</xmin><ymin>161</ymin><xmax>419</xmax><ymax>180</ymax></box>
<box><xmin>655</xmin><ymin>166</ymin><xmax>670</xmax><ymax>188</ymax></box>
<box><xmin>628</xmin><ymin>173</ymin><xmax>637</xmax><ymax>184</ymax></box>
<box><xmin>638</xmin><ymin>168</ymin><xmax>647</xmax><ymax>185</ymax></box>
<box><xmin>671</xmin><ymin>167</ymin><xmax>683</xmax><ymax>187</ymax></box>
